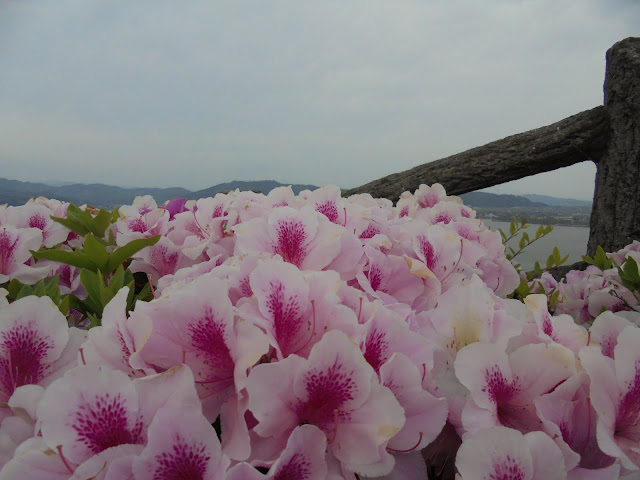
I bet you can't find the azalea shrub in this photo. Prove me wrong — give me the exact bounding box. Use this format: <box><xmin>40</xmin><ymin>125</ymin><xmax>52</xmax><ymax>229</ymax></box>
<box><xmin>0</xmin><ymin>184</ymin><xmax>639</xmax><ymax>479</ymax></box>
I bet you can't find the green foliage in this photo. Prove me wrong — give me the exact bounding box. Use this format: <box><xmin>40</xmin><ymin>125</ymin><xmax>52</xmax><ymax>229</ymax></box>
<box><xmin>501</xmin><ymin>217</ymin><xmax>567</xmax><ymax>305</ymax></box>
<box><xmin>499</xmin><ymin>218</ymin><xmax>554</xmax><ymax>266</ymax></box>
<box><xmin>50</xmin><ymin>203</ymin><xmax>113</xmax><ymax>238</ymax></box>
<box><xmin>582</xmin><ymin>245</ymin><xmax>614</xmax><ymax>271</ymax></box>
<box><xmin>1</xmin><ymin>203</ymin><xmax>159</xmax><ymax>328</ymax></box>
<box><xmin>618</xmin><ymin>256</ymin><xmax>640</xmax><ymax>292</ymax></box>
<box><xmin>4</xmin><ymin>275</ymin><xmax>69</xmax><ymax>316</ymax></box>
<box><xmin>30</xmin><ymin>234</ymin><xmax>160</xmax><ymax>277</ymax></box>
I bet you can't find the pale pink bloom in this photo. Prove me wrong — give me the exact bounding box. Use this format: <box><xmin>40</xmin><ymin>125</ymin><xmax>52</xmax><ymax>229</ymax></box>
<box><xmin>417</xmin><ymin>275</ymin><xmax>525</xmax><ymax>356</ymax></box>
<box><xmin>2</xmin><ymin>203</ymin><xmax>70</xmax><ymax>248</ymax></box>
<box><xmin>233</xmin><ymin>206</ymin><xmax>343</xmax><ymax>271</ymax></box>
<box><xmin>246</xmin><ymin>330</ymin><xmax>405</xmax><ymax>476</ymax></box>
<box><xmin>524</xmin><ymin>294</ymin><xmax>589</xmax><ymax>354</ymax></box>
<box><xmin>454</xmin><ymin>342</ymin><xmax>576</xmax><ymax>435</ymax></box>
<box><xmin>580</xmin><ymin>326</ymin><xmax>640</xmax><ymax>470</ymax></box>
<box><xmin>154</xmin><ymin>255</ymin><xmax>222</xmax><ymax>296</ymax></box>
<box><xmin>36</xmin><ymin>364</ymin><xmax>202</xmax><ymax>468</ymax></box>
<box><xmin>396</xmin><ymin>184</ymin><xmax>449</xmax><ymax>217</ymax></box>
<box><xmin>355</xmin><ymin>245</ymin><xmax>427</xmax><ymax>309</ymax></box>
<box><xmin>556</xmin><ymin>267</ymin><xmax>607</xmax><ymax>324</ymax></box>
<box><xmin>132</xmin><ymin>407</ymin><xmax>229</xmax><ymax>480</ymax></box>
<box><xmin>379</xmin><ymin>354</ymin><xmax>448</xmax><ymax>452</ymax></box>
<box><xmin>608</xmin><ymin>240</ymin><xmax>640</xmax><ymax>267</ymax></box>
<box><xmin>0</xmin><ymin>437</ymin><xmax>72</xmax><ymax>480</ymax></box>
<box><xmin>130</xmin><ymin>274</ymin><xmax>269</xmax><ymax>420</ymax></box>
<box><xmin>590</xmin><ymin>310</ymin><xmax>637</xmax><ymax>358</ymax></box>
<box><xmin>308</xmin><ymin>185</ymin><xmax>347</xmax><ymax>226</ymax></box>
<box><xmin>0</xmin><ymin>385</ymin><xmax>44</xmax><ymax>468</ymax></box>
<box><xmin>226</xmin><ymin>425</ymin><xmax>328</xmax><ymax>480</ymax></box>
<box><xmin>239</xmin><ymin>258</ymin><xmax>360</xmax><ymax>359</ymax></box>
<box><xmin>116</xmin><ymin>195</ymin><xmax>169</xmax><ymax>245</ymax></box>
<box><xmin>0</xmin><ymin>296</ymin><xmax>85</xmax><ymax>420</ymax></box>
<box><xmin>456</xmin><ymin>426</ymin><xmax>567</xmax><ymax>480</ymax></box>
<box><xmin>360</xmin><ymin>304</ymin><xmax>434</xmax><ymax>376</ymax></box>
<box><xmin>0</xmin><ymin>225</ymin><xmax>51</xmax><ymax>284</ymax></box>
<box><xmin>535</xmin><ymin>372</ymin><xmax>616</xmax><ymax>473</ymax></box>
<box><xmin>405</xmin><ymin>223</ymin><xmax>486</xmax><ymax>292</ymax></box>
<box><xmin>32</xmin><ymin>197</ymin><xmax>69</xmax><ymax>219</ymax></box>
<box><xmin>80</xmin><ymin>287</ymin><xmax>153</xmax><ymax>377</ymax></box>
<box><xmin>70</xmin><ymin>444</ymin><xmax>143</xmax><ymax>480</ymax></box>
<box><xmin>264</xmin><ymin>185</ymin><xmax>298</xmax><ymax>209</ymax></box>
<box><xmin>129</xmin><ymin>235</ymin><xmax>197</xmax><ymax>280</ymax></box>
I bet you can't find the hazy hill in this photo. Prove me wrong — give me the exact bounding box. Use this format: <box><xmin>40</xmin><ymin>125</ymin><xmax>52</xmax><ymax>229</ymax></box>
<box><xmin>2</xmin><ymin>177</ymin><xmax>581</xmax><ymax>210</ymax></box>
<box><xmin>0</xmin><ymin>178</ymin><xmax>317</xmax><ymax>208</ymax></box>
<box><xmin>459</xmin><ymin>191</ymin><xmax>547</xmax><ymax>207</ymax></box>
<box><xmin>521</xmin><ymin>194</ymin><xmax>591</xmax><ymax>207</ymax></box>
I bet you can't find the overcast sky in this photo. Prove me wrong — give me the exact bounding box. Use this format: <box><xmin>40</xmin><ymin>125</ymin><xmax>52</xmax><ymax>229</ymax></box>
<box><xmin>1</xmin><ymin>1</ymin><xmax>638</xmax><ymax>200</ymax></box>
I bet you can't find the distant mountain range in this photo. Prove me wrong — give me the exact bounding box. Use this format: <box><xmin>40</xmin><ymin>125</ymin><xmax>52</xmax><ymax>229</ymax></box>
<box><xmin>0</xmin><ymin>178</ymin><xmax>317</xmax><ymax>208</ymax></box>
<box><xmin>459</xmin><ymin>192</ymin><xmax>547</xmax><ymax>208</ymax></box>
<box><xmin>521</xmin><ymin>194</ymin><xmax>592</xmax><ymax>207</ymax></box>
<box><xmin>0</xmin><ymin>177</ymin><xmax>591</xmax><ymax>209</ymax></box>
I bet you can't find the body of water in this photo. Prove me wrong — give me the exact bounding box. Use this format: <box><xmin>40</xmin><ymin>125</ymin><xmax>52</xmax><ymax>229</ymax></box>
<box><xmin>483</xmin><ymin>221</ymin><xmax>589</xmax><ymax>271</ymax></box>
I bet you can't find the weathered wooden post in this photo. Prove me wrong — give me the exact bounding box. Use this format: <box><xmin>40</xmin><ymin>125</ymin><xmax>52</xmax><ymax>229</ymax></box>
<box><xmin>343</xmin><ymin>37</ymin><xmax>640</xmax><ymax>262</ymax></box>
<box><xmin>587</xmin><ymin>37</ymin><xmax>640</xmax><ymax>256</ymax></box>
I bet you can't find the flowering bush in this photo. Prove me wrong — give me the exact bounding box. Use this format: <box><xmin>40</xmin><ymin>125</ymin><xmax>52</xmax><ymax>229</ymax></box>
<box><xmin>0</xmin><ymin>184</ymin><xmax>639</xmax><ymax>479</ymax></box>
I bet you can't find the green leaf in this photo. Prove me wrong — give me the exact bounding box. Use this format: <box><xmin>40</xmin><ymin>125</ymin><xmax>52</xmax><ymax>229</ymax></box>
<box><xmin>108</xmin><ymin>265</ymin><xmax>126</xmax><ymax>293</ymax></box>
<box><xmin>30</xmin><ymin>247</ymin><xmax>97</xmax><ymax>271</ymax></box>
<box><xmin>533</xmin><ymin>261</ymin><xmax>543</xmax><ymax>277</ymax></box>
<box><xmin>50</xmin><ymin>216</ymin><xmax>90</xmax><ymax>236</ymax></box>
<box><xmin>509</xmin><ymin>220</ymin><xmax>516</xmax><ymax>236</ymax></box>
<box><xmin>80</xmin><ymin>269</ymin><xmax>105</xmax><ymax>313</ymax></box>
<box><xmin>105</xmin><ymin>235</ymin><xmax>161</xmax><ymax>273</ymax></box>
<box><xmin>58</xmin><ymin>295</ymin><xmax>70</xmax><ymax>315</ymax></box>
<box><xmin>619</xmin><ymin>256</ymin><xmax>640</xmax><ymax>291</ymax></box>
<box><xmin>91</xmin><ymin>209</ymin><xmax>113</xmax><ymax>238</ymax></box>
<box><xmin>83</xmin><ymin>234</ymin><xmax>110</xmax><ymax>272</ymax></box>
<box><xmin>582</xmin><ymin>245</ymin><xmax>613</xmax><ymax>271</ymax></box>
<box><xmin>6</xmin><ymin>279</ymin><xmax>24</xmax><ymax>299</ymax></box>
<box><xmin>546</xmin><ymin>253</ymin><xmax>555</xmax><ymax>270</ymax></box>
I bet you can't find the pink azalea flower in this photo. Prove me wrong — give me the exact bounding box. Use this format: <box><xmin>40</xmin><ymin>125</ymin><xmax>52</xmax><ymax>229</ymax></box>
<box><xmin>239</xmin><ymin>258</ymin><xmax>361</xmax><ymax>359</ymax></box>
<box><xmin>246</xmin><ymin>330</ymin><xmax>405</xmax><ymax>476</ymax></box>
<box><xmin>525</xmin><ymin>294</ymin><xmax>589</xmax><ymax>354</ymax></box>
<box><xmin>360</xmin><ymin>304</ymin><xmax>434</xmax><ymax>376</ymax></box>
<box><xmin>355</xmin><ymin>245</ymin><xmax>427</xmax><ymax>308</ymax></box>
<box><xmin>129</xmin><ymin>235</ymin><xmax>197</xmax><ymax>280</ymax></box>
<box><xmin>80</xmin><ymin>287</ymin><xmax>153</xmax><ymax>377</ymax></box>
<box><xmin>2</xmin><ymin>203</ymin><xmax>70</xmax><ymax>248</ymax></box>
<box><xmin>534</xmin><ymin>372</ymin><xmax>616</xmax><ymax>474</ymax></box>
<box><xmin>0</xmin><ymin>437</ymin><xmax>72</xmax><ymax>480</ymax></box>
<box><xmin>130</xmin><ymin>274</ymin><xmax>269</xmax><ymax>420</ymax></box>
<box><xmin>36</xmin><ymin>364</ymin><xmax>202</xmax><ymax>470</ymax></box>
<box><xmin>589</xmin><ymin>310</ymin><xmax>637</xmax><ymax>358</ymax></box>
<box><xmin>456</xmin><ymin>426</ymin><xmax>567</xmax><ymax>480</ymax></box>
<box><xmin>580</xmin><ymin>326</ymin><xmax>640</xmax><ymax>470</ymax></box>
<box><xmin>132</xmin><ymin>407</ymin><xmax>229</xmax><ymax>480</ymax></box>
<box><xmin>226</xmin><ymin>425</ymin><xmax>327</xmax><ymax>480</ymax></box>
<box><xmin>454</xmin><ymin>342</ymin><xmax>576</xmax><ymax>435</ymax></box>
<box><xmin>0</xmin><ymin>225</ymin><xmax>51</xmax><ymax>284</ymax></box>
<box><xmin>116</xmin><ymin>195</ymin><xmax>169</xmax><ymax>245</ymax></box>
<box><xmin>233</xmin><ymin>206</ymin><xmax>343</xmax><ymax>271</ymax></box>
<box><xmin>0</xmin><ymin>296</ymin><xmax>85</xmax><ymax>420</ymax></box>
<box><xmin>379</xmin><ymin>354</ymin><xmax>448</xmax><ymax>453</ymax></box>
